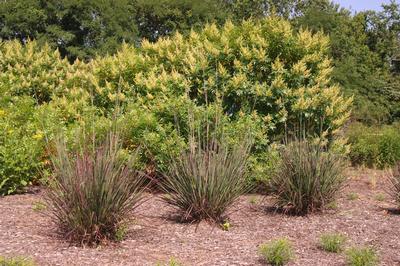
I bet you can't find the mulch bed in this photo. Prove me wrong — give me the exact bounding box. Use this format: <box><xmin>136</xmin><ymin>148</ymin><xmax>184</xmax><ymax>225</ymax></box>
<box><xmin>0</xmin><ymin>168</ymin><xmax>399</xmax><ymax>266</ymax></box>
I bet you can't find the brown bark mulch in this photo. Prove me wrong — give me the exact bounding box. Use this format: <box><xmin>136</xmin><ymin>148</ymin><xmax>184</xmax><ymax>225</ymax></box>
<box><xmin>0</xmin><ymin>168</ymin><xmax>399</xmax><ymax>266</ymax></box>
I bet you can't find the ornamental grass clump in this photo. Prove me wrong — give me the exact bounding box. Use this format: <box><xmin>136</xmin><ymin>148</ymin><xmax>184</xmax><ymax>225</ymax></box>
<box><xmin>161</xmin><ymin>111</ymin><xmax>252</xmax><ymax>223</ymax></box>
<box><xmin>269</xmin><ymin>141</ymin><xmax>346</xmax><ymax>215</ymax></box>
<box><xmin>388</xmin><ymin>161</ymin><xmax>400</xmax><ymax>206</ymax></box>
<box><xmin>46</xmin><ymin>132</ymin><xmax>146</xmax><ymax>246</ymax></box>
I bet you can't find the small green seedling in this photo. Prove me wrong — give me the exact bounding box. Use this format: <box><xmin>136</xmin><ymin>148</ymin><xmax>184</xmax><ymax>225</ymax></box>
<box><xmin>319</xmin><ymin>233</ymin><xmax>346</xmax><ymax>253</ymax></box>
<box><xmin>374</xmin><ymin>193</ymin><xmax>385</xmax><ymax>202</ymax></box>
<box><xmin>249</xmin><ymin>196</ymin><xmax>259</xmax><ymax>204</ymax></box>
<box><xmin>347</xmin><ymin>193</ymin><xmax>359</xmax><ymax>201</ymax></box>
<box><xmin>155</xmin><ymin>257</ymin><xmax>182</xmax><ymax>266</ymax></box>
<box><xmin>221</xmin><ymin>221</ymin><xmax>231</xmax><ymax>231</ymax></box>
<box><xmin>0</xmin><ymin>256</ymin><xmax>35</xmax><ymax>266</ymax></box>
<box><xmin>326</xmin><ymin>201</ymin><xmax>338</xmax><ymax>210</ymax></box>
<box><xmin>259</xmin><ymin>238</ymin><xmax>294</xmax><ymax>265</ymax></box>
<box><xmin>345</xmin><ymin>247</ymin><xmax>379</xmax><ymax>266</ymax></box>
<box><xmin>115</xmin><ymin>225</ymin><xmax>128</xmax><ymax>242</ymax></box>
<box><xmin>32</xmin><ymin>201</ymin><xmax>47</xmax><ymax>212</ymax></box>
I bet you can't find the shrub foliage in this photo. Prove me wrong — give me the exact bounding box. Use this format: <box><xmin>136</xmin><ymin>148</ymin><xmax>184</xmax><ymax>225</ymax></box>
<box><xmin>348</xmin><ymin>123</ymin><xmax>400</xmax><ymax>169</ymax></box>
<box><xmin>0</xmin><ymin>98</ymin><xmax>45</xmax><ymax>195</ymax></box>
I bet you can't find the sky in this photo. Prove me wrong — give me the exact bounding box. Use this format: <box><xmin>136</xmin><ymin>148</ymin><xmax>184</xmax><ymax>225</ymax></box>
<box><xmin>333</xmin><ymin>0</ymin><xmax>395</xmax><ymax>12</ymax></box>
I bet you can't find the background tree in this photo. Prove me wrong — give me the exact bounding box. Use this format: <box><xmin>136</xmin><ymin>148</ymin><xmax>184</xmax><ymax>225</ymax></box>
<box><xmin>292</xmin><ymin>0</ymin><xmax>400</xmax><ymax>124</ymax></box>
<box><xmin>0</xmin><ymin>0</ymin><xmax>138</xmax><ymax>60</ymax></box>
<box><xmin>134</xmin><ymin>0</ymin><xmax>228</xmax><ymax>42</ymax></box>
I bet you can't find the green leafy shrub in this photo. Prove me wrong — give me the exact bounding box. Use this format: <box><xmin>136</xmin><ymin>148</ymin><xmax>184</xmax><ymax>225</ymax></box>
<box><xmin>259</xmin><ymin>238</ymin><xmax>294</xmax><ymax>266</ymax></box>
<box><xmin>348</xmin><ymin>123</ymin><xmax>400</xmax><ymax>168</ymax></box>
<box><xmin>0</xmin><ymin>40</ymin><xmax>96</xmax><ymax>195</ymax></box>
<box><xmin>46</xmin><ymin>132</ymin><xmax>147</xmax><ymax>245</ymax></box>
<box><xmin>345</xmin><ymin>247</ymin><xmax>379</xmax><ymax>266</ymax></box>
<box><xmin>0</xmin><ymin>256</ymin><xmax>34</xmax><ymax>266</ymax></box>
<box><xmin>388</xmin><ymin>162</ymin><xmax>400</xmax><ymax>206</ymax></box>
<box><xmin>319</xmin><ymin>233</ymin><xmax>347</xmax><ymax>253</ymax></box>
<box><xmin>269</xmin><ymin>141</ymin><xmax>347</xmax><ymax>215</ymax></box>
<box><xmin>252</xmin><ymin>144</ymin><xmax>282</xmax><ymax>189</ymax></box>
<box><xmin>118</xmin><ymin>101</ymin><xmax>188</xmax><ymax>176</ymax></box>
<box><xmin>0</xmin><ymin>97</ymin><xmax>45</xmax><ymax>195</ymax></box>
<box><xmin>161</xmin><ymin>109</ymin><xmax>252</xmax><ymax>222</ymax></box>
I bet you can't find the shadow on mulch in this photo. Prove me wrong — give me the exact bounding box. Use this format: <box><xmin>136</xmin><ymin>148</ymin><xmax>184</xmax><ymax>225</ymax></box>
<box><xmin>259</xmin><ymin>203</ymin><xmax>337</xmax><ymax>217</ymax></box>
<box><xmin>383</xmin><ymin>207</ymin><xmax>400</xmax><ymax>215</ymax></box>
<box><xmin>25</xmin><ymin>185</ymin><xmax>43</xmax><ymax>194</ymax></box>
<box><xmin>261</xmin><ymin>205</ymin><xmax>306</xmax><ymax>217</ymax></box>
<box><xmin>161</xmin><ymin>212</ymin><xmax>230</xmax><ymax>227</ymax></box>
<box><xmin>162</xmin><ymin>213</ymin><xmax>196</xmax><ymax>224</ymax></box>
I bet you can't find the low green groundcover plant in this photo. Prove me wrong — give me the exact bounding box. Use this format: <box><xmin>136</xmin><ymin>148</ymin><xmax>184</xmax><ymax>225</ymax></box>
<box><xmin>269</xmin><ymin>141</ymin><xmax>347</xmax><ymax>215</ymax></box>
<box><xmin>345</xmin><ymin>247</ymin><xmax>379</xmax><ymax>266</ymax></box>
<box><xmin>258</xmin><ymin>238</ymin><xmax>294</xmax><ymax>265</ymax></box>
<box><xmin>46</xmin><ymin>132</ymin><xmax>147</xmax><ymax>245</ymax></box>
<box><xmin>319</xmin><ymin>233</ymin><xmax>347</xmax><ymax>253</ymax></box>
<box><xmin>0</xmin><ymin>256</ymin><xmax>34</xmax><ymax>266</ymax></box>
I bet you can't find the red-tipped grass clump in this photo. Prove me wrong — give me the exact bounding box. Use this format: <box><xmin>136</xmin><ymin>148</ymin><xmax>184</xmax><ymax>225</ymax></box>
<box><xmin>161</xmin><ymin>111</ymin><xmax>252</xmax><ymax>223</ymax></box>
<box><xmin>388</xmin><ymin>161</ymin><xmax>400</xmax><ymax>207</ymax></box>
<box><xmin>46</xmin><ymin>133</ymin><xmax>146</xmax><ymax>245</ymax></box>
<box><xmin>269</xmin><ymin>141</ymin><xmax>347</xmax><ymax>215</ymax></box>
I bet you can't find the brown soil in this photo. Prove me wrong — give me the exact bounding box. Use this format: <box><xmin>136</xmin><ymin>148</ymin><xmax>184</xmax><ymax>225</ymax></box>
<box><xmin>0</xmin><ymin>168</ymin><xmax>399</xmax><ymax>266</ymax></box>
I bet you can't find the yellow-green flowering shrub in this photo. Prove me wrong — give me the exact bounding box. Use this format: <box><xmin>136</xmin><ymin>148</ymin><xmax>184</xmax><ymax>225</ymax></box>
<box><xmin>91</xmin><ymin>17</ymin><xmax>352</xmax><ymax>140</ymax></box>
<box><xmin>0</xmin><ymin>17</ymin><xmax>352</xmax><ymax>193</ymax></box>
<box><xmin>0</xmin><ymin>40</ymin><xmax>93</xmax><ymax>123</ymax></box>
<box><xmin>88</xmin><ymin>17</ymin><xmax>351</xmax><ymax>183</ymax></box>
<box><xmin>0</xmin><ymin>41</ymin><xmax>95</xmax><ymax>194</ymax></box>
